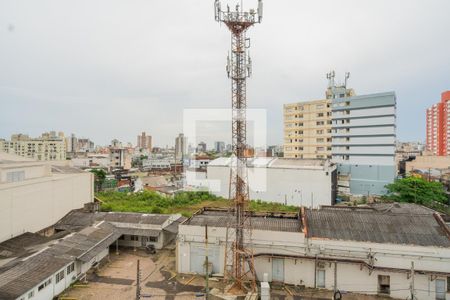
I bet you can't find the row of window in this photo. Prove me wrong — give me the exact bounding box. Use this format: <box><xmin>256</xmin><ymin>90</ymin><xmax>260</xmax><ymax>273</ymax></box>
<box><xmin>21</xmin><ymin>263</ymin><xmax>75</xmax><ymax>300</ymax></box>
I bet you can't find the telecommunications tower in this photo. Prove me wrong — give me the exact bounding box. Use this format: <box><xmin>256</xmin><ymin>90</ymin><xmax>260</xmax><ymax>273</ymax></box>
<box><xmin>214</xmin><ymin>0</ymin><xmax>263</xmax><ymax>292</ymax></box>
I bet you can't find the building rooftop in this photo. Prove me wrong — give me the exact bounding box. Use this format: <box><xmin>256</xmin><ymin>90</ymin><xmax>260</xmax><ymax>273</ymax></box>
<box><xmin>208</xmin><ymin>157</ymin><xmax>332</xmax><ymax>170</ymax></box>
<box><xmin>183</xmin><ymin>208</ymin><xmax>302</xmax><ymax>233</ymax></box>
<box><xmin>0</xmin><ymin>210</ymin><xmax>186</xmax><ymax>299</ymax></box>
<box><xmin>55</xmin><ymin>210</ymin><xmax>174</xmax><ymax>232</ymax></box>
<box><xmin>305</xmin><ymin>206</ymin><xmax>450</xmax><ymax>247</ymax></box>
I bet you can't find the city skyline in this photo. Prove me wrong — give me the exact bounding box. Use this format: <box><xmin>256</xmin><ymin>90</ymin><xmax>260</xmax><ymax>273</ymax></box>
<box><xmin>1</xmin><ymin>0</ymin><xmax>450</xmax><ymax>146</ymax></box>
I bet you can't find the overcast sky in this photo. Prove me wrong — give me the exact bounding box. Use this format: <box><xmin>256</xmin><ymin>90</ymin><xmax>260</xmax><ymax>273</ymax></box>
<box><xmin>1</xmin><ymin>0</ymin><xmax>449</xmax><ymax>148</ymax></box>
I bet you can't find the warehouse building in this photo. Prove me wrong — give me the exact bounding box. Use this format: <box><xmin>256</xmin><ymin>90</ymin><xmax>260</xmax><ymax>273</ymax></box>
<box><xmin>0</xmin><ymin>210</ymin><xmax>185</xmax><ymax>300</ymax></box>
<box><xmin>206</xmin><ymin>157</ymin><xmax>337</xmax><ymax>208</ymax></box>
<box><xmin>177</xmin><ymin>204</ymin><xmax>450</xmax><ymax>299</ymax></box>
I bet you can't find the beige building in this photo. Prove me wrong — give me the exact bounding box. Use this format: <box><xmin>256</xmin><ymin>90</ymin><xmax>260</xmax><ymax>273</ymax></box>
<box><xmin>284</xmin><ymin>99</ymin><xmax>333</xmax><ymax>159</ymax></box>
<box><xmin>405</xmin><ymin>154</ymin><xmax>450</xmax><ymax>173</ymax></box>
<box><xmin>1</xmin><ymin>132</ymin><xmax>66</xmax><ymax>161</ymax></box>
<box><xmin>0</xmin><ymin>152</ymin><xmax>93</xmax><ymax>243</ymax></box>
<box><xmin>283</xmin><ymin>76</ymin><xmax>355</xmax><ymax>159</ymax></box>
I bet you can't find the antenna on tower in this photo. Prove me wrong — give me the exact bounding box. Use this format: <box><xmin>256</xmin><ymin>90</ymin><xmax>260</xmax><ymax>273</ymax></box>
<box><xmin>344</xmin><ymin>72</ymin><xmax>350</xmax><ymax>88</ymax></box>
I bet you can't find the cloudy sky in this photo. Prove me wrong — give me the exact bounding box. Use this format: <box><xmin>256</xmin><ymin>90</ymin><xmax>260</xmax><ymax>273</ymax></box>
<box><xmin>1</xmin><ymin>0</ymin><xmax>449</xmax><ymax>148</ymax></box>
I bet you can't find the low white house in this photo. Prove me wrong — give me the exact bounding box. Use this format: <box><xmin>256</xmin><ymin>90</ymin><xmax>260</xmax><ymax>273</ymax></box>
<box><xmin>177</xmin><ymin>204</ymin><xmax>450</xmax><ymax>300</ymax></box>
<box><xmin>0</xmin><ymin>211</ymin><xmax>186</xmax><ymax>300</ymax></box>
<box><xmin>206</xmin><ymin>157</ymin><xmax>337</xmax><ymax>208</ymax></box>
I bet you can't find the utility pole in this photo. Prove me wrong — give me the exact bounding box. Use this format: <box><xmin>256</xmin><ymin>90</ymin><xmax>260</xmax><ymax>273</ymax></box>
<box><xmin>205</xmin><ymin>225</ymin><xmax>209</xmax><ymax>300</ymax></box>
<box><xmin>136</xmin><ymin>259</ymin><xmax>141</xmax><ymax>300</ymax></box>
<box><xmin>214</xmin><ymin>0</ymin><xmax>263</xmax><ymax>292</ymax></box>
<box><xmin>410</xmin><ymin>261</ymin><xmax>416</xmax><ymax>300</ymax></box>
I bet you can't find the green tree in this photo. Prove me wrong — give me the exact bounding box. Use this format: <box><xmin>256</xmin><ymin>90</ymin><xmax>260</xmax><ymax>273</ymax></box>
<box><xmin>384</xmin><ymin>176</ymin><xmax>447</xmax><ymax>205</ymax></box>
<box><xmin>90</xmin><ymin>169</ymin><xmax>107</xmax><ymax>192</ymax></box>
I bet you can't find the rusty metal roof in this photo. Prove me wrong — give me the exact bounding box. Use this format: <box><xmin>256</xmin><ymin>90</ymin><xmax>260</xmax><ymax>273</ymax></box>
<box><xmin>305</xmin><ymin>207</ymin><xmax>450</xmax><ymax>247</ymax></box>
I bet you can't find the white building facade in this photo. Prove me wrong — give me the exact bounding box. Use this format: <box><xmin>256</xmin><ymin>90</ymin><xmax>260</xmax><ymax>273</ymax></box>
<box><xmin>0</xmin><ymin>155</ymin><xmax>93</xmax><ymax>243</ymax></box>
<box><xmin>206</xmin><ymin>157</ymin><xmax>337</xmax><ymax>208</ymax></box>
<box><xmin>177</xmin><ymin>206</ymin><xmax>450</xmax><ymax>300</ymax></box>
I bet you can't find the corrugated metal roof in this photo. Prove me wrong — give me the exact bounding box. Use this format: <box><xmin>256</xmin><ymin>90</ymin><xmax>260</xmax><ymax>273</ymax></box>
<box><xmin>184</xmin><ymin>209</ymin><xmax>301</xmax><ymax>233</ymax></box>
<box><xmin>305</xmin><ymin>208</ymin><xmax>450</xmax><ymax>247</ymax></box>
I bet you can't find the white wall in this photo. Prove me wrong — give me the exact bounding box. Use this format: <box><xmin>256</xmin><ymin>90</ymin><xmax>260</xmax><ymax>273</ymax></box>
<box><xmin>177</xmin><ymin>223</ymin><xmax>450</xmax><ymax>300</ymax></box>
<box><xmin>207</xmin><ymin>165</ymin><xmax>334</xmax><ymax>207</ymax></box>
<box><xmin>0</xmin><ymin>172</ymin><xmax>93</xmax><ymax>242</ymax></box>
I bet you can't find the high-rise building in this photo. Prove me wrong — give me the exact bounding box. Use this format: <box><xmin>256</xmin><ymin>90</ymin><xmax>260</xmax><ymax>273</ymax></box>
<box><xmin>283</xmin><ymin>72</ymin><xmax>354</xmax><ymax>159</ymax></box>
<box><xmin>175</xmin><ymin>133</ymin><xmax>187</xmax><ymax>161</ymax></box>
<box><xmin>284</xmin><ymin>99</ymin><xmax>333</xmax><ymax>159</ymax></box>
<box><xmin>137</xmin><ymin>132</ymin><xmax>152</xmax><ymax>151</ymax></box>
<box><xmin>1</xmin><ymin>132</ymin><xmax>66</xmax><ymax>161</ymax></box>
<box><xmin>214</xmin><ymin>141</ymin><xmax>225</xmax><ymax>153</ymax></box>
<box><xmin>332</xmin><ymin>92</ymin><xmax>397</xmax><ymax>195</ymax></box>
<box><xmin>426</xmin><ymin>91</ymin><xmax>450</xmax><ymax>156</ymax></box>
<box><xmin>66</xmin><ymin>133</ymin><xmax>78</xmax><ymax>153</ymax></box>
<box><xmin>197</xmin><ymin>141</ymin><xmax>207</xmax><ymax>153</ymax></box>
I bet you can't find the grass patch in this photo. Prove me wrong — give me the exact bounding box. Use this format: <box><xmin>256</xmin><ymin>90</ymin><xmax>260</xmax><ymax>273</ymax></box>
<box><xmin>96</xmin><ymin>191</ymin><xmax>299</xmax><ymax>217</ymax></box>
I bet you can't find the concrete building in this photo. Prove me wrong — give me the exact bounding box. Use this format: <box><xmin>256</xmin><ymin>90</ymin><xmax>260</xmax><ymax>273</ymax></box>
<box><xmin>0</xmin><ymin>210</ymin><xmax>185</xmax><ymax>300</ymax></box>
<box><xmin>197</xmin><ymin>142</ymin><xmax>207</xmax><ymax>153</ymax></box>
<box><xmin>177</xmin><ymin>204</ymin><xmax>450</xmax><ymax>300</ymax></box>
<box><xmin>332</xmin><ymin>92</ymin><xmax>397</xmax><ymax>195</ymax></box>
<box><xmin>65</xmin><ymin>133</ymin><xmax>78</xmax><ymax>153</ymax></box>
<box><xmin>283</xmin><ymin>72</ymin><xmax>355</xmax><ymax>160</ymax></box>
<box><xmin>71</xmin><ymin>154</ymin><xmax>110</xmax><ymax>169</ymax></box>
<box><xmin>137</xmin><ymin>132</ymin><xmax>152</xmax><ymax>151</ymax></box>
<box><xmin>1</xmin><ymin>132</ymin><xmax>66</xmax><ymax>161</ymax></box>
<box><xmin>405</xmin><ymin>154</ymin><xmax>450</xmax><ymax>173</ymax></box>
<box><xmin>207</xmin><ymin>157</ymin><xmax>337</xmax><ymax>207</ymax></box>
<box><xmin>142</xmin><ymin>158</ymin><xmax>173</xmax><ymax>170</ymax></box>
<box><xmin>0</xmin><ymin>152</ymin><xmax>93</xmax><ymax>243</ymax></box>
<box><xmin>426</xmin><ymin>91</ymin><xmax>450</xmax><ymax>156</ymax></box>
<box><xmin>284</xmin><ymin>99</ymin><xmax>333</xmax><ymax>159</ymax></box>
<box><xmin>77</xmin><ymin>138</ymin><xmax>95</xmax><ymax>153</ymax></box>
<box><xmin>214</xmin><ymin>141</ymin><xmax>226</xmax><ymax>153</ymax></box>
<box><xmin>175</xmin><ymin>133</ymin><xmax>187</xmax><ymax>162</ymax></box>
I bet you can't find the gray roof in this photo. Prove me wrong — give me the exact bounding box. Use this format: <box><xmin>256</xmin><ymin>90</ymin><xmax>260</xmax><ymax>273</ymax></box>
<box><xmin>0</xmin><ymin>224</ymin><xmax>118</xmax><ymax>299</ymax></box>
<box><xmin>305</xmin><ymin>207</ymin><xmax>450</xmax><ymax>247</ymax></box>
<box><xmin>184</xmin><ymin>209</ymin><xmax>301</xmax><ymax>233</ymax></box>
<box><xmin>55</xmin><ymin>210</ymin><xmax>171</xmax><ymax>231</ymax></box>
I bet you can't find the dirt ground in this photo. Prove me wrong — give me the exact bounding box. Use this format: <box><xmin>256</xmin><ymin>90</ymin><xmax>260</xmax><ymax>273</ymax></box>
<box><xmin>62</xmin><ymin>248</ymin><xmax>212</xmax><ymax>300</ymax></box>
<box><xmin>62</xmin><ymin>248</ymin><xmax>394</xmax><ymax>300</ymax></box>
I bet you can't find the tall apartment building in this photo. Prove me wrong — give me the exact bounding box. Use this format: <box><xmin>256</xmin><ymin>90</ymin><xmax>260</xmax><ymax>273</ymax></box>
<box><xmin>426</xmin><ymin>91</ymin><xmax>450</xmax><ymax>155</ymax></box>
<box><xmin>175</xmin><ymin>133</ymin><xmax>187</xmax><ymax>161</ymax></box>
<box><xmin>137</xmin><ymin>131</ymin><xmax>152</xmax><ymax>151</ymax></box>
<box><xmin>332</xmin><ymin>92</ymin><xmax>397</xmax><ymax>195</ymax></box>
<box><xmin>1</xmin><ymin>132</ymin><xmax>66</xmax><ymax>161</ymax></box>
<box><xmin>283</xmin><ymin>72</ymin><xmax>354</xmax><ymax>159</ymax></box>
<box><xmin>284</xmin><ymin>99</ymin><xmax>333</xmax><ymax>159</ymax></box>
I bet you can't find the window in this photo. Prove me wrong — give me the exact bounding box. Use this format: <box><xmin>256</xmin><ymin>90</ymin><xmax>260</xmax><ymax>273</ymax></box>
<box><xmin>317</xmin><ymin>113</ymin><xmax>324</xmax><ymax>117</ymax></box>
<box><xmin>316</xmin><ymin>104</ymin><xmax>324</xmax><ymax>109</ymax></box>
<box><xmin>56</xmin><ymin>270</ymin><xmax>65</xmax><ymax>283</ymax></box>
<box><xmin>130</xmin><ymin>235</ymin><xmax>139</xmax><ymax>241</ymax></box>
<box><xmin>38</xmin><ymin>278</ymin><xmax>51</xmax><ymax>292</ymax></box>
<box><xmin>28</xmin><ymin>291</ymin><xmax>34</xmax><ymax>299</ymax></box>
<box><xmin>149</xmin><ymin>236</ymin><xmax>158</xmax><ymax>242</ymax></box>
<box><xmin>316</xmin><ymin>121</ymin><xmax>324</xmax><ymax>126</ymax></box>
<box><xmin>447</xmin><ymin>277</ymin><xmax>450</xmax><ymax>292</ymax></box>
<box><xmin>67</xmin><ymin>263</ymin><xmax>75</xmax><ymax>275</ymax></box>
<box><xmin>316</xmin><ymin>130</ymin><xmax>323</xmax><ymax>134</ymax></box>
<box><xmin>316</xmin><ymin>138</ymin><xmax>324</xmax><ymax>143</ymax></box>
<box><xmin>6</xmin><ymin>170</ymin><xmax>25</xmax><ymax>183</ymax></box>
<box><xmin>378</xmin><ymin>275</ymin><xmax>390</xmax><ymax>294</ymax></box>
<box><xmin>317</xmin><ymin>147</ymin><xmax>325</xmax><ymax>151</ymax></box>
